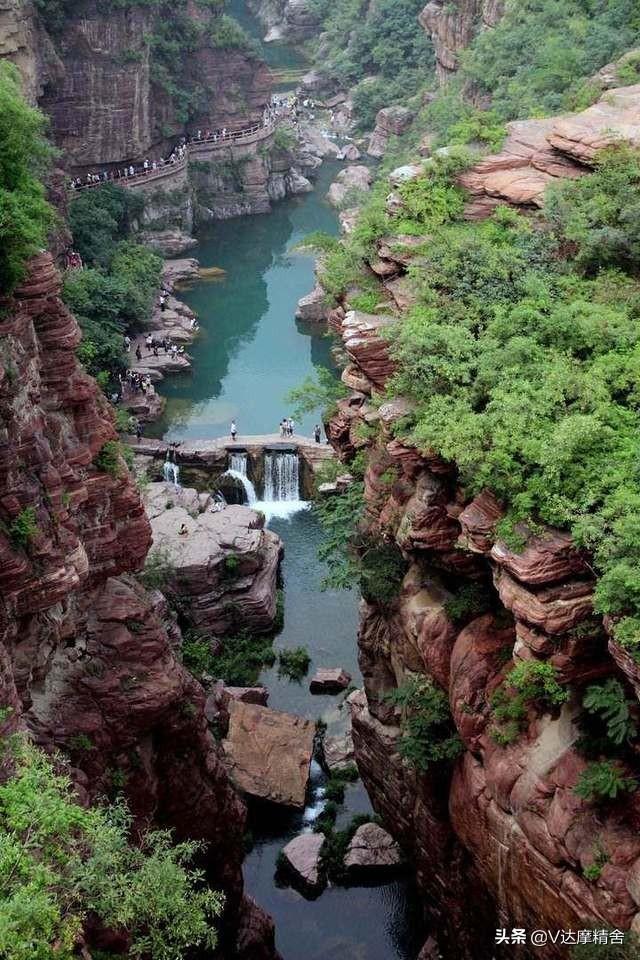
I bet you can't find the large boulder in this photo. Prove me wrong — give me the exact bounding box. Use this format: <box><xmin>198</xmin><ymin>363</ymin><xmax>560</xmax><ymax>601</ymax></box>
<box><xmin>295</xmin><ymin>284</ymin><xmax>328</xmax><ymax>323</ymax></box>
<box><xmin>222</xmin><ymin>700</ymin><xmax>316</xmax><ymax>807</ymax></box>
<box><xmin>327</xmin><ymin>165</ymin><xmax>373</xmax><ymax>207</ymax></box>
<box><xmin>368</xmin><ymin>106</ymin><xmax>413</xmax><ymax>158</ymax></box>
<box><xmin>147</xmin><ymin>502</ymin><xmax>282</xmax><ymax>635</ymax></box>
<box><xmin>279</xmin><ymin>832</ymin><xmax>326</xmax><ymax>895</ymax></box>
<box><xmin>344</xmin><ymin>822</ymin><xmax>404</xmax><ymax>876</ymax></box>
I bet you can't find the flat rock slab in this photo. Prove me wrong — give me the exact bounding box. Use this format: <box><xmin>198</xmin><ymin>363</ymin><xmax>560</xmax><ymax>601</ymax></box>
<box><xmin>280</xmin><ymin>832</ymin><xmax>326</xmax><ymax>896</ymax></box>
<box><xmin>344</xmin><ymin>822</ymin><xmax>404</xmax><ymax>876</ymax></box>
<box><xmin>310</xmin><ymin>667</ymin><xmax>352</xmax><ymax>693</ymax></box>
<box><xmin>222</xmin><ymin>700</ymin><xmax>315</xmax><ymax>807</ymax></box>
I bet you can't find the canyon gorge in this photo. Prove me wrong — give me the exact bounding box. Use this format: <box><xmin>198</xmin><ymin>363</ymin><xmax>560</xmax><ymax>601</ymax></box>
<box><xmin>2</xmin><ymin>2</ymin><xmax>640</xmax><ymax>959</ymax></box>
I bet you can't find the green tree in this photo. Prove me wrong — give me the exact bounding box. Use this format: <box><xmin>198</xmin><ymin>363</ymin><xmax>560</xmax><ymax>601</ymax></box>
<box><xmin>0</xmin><ymin>62</ymin><xmax>53</xmax><ymax>296</ymax></box>
<box><xmin>0</xmin><ymin>738</ymin><xmax>223</xmax><ymax>959</ymax></box>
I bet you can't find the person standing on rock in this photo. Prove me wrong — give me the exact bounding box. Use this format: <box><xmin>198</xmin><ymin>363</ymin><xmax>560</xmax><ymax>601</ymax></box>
<box><xmin>289</xmin><ymin>417</ymin><xmax>295</xmax><ymax>437</ymax></box>
<box><xmin>160</xmin><ymin>294</ymin><xmax>167</xmax><ymax>312</ymax></box>
<box><xmin>135</xmin><ymin>344</ymin><xmax>142</xmax><ymax>362</ymax></box>
<box><xmin>230</xmin><ymin>420</ymin><xmax>237</xmax><ymax>441</ymax></box>
<box><xmin>314</xmin><ymin>424</ymin><xmax>321</xmax><ymax>443</ymax></box>
<box><xmin>135</xmin><ymin>419</ymin><xmax>143</xmax><ymax>442</ymax></box>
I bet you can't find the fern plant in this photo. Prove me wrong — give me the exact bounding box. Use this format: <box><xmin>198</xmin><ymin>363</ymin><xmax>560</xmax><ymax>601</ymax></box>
<box><xmin>582</xmin><ymin>678</ymin><xmax>637</xmax><ymax>746</ymax></box>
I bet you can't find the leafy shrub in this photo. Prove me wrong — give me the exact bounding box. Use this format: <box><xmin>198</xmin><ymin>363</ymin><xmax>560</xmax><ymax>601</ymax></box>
<box><xmin>380</xmin><ymin>152</ymin><xmax>640</xmax><ymax>654</ymax></box>
<box><xmin>0</xmin><ymin>738</ymin><xmax>223</xmax><ymax>959</ymax></box>
<box><xmin>574</xmin><ymin>760</ymin><xmax>637</xmax><ymax>803</ymax></box>
<box><xmin>93</xmin><ymin>440</ymin><xmax>124</xmax><ymax>478</ymax></box>
<box><xmin>68</xmin><ymin>183</ymin><xmax>143</xmax><ymax>268</ymax></box>
<box><xmin>359</xmin><ymin>540</ymin><xmax>407</xmax><ymax>605</ymax></box>
<box><xmin>221</xmin><ymin>554</ymin><xmax>241</xmax><ymax>579</ymax></box>
<box><xmin>0</xmin><ymin>62</ymin><xmax>53</xmax><ymax>296</ymax></box>
<box><xmin>443</xmin><ymin>582</ymin><xmax>491</xmax><ymax>622</ymax></box>
<box><xmin>386</xmin><ymin>676</ymin><xmax>462</xmax><ymax>772</ymax></box>
<box><xmin>572</xmin><ymin>932</ymin><xmax>640</xmax><ymax>958</ymax></box>
<box><xmin>491</xmin><ymin>661</ymin><xmax>568</xmax><ymax>744</ymax></box>
<box><xmin>308</xmin><ymin>0</ymin><xmax>434</xmax><ymax>129</ymax></box>
<box><xmin>462</xmin><ymin>0</ymin><xmax>640</xmax><ymax>121</ymax></box>
<box><xmin>278</xmin><ymin>646</ymin><xmax>311</xmax><ymax>681</ymax></box>
<box><xmin>206</xmin><ymin>634</ymin><xmax>276</xmax><ymax>687</ymax></box>
<box><xmin>8</xmin><ymin>507</ymin><xmax>39</xmax><ymax>549</ymax></box>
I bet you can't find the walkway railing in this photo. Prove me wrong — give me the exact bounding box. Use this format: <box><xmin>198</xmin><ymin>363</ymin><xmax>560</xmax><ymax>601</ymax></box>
<box><xmin>72</xmin><ymin>121</ymin><xmax>277</xmax><ymax>193</ymax></box>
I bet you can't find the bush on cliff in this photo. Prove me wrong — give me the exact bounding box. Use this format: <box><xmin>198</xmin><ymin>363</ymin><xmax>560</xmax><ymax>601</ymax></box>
<box><xmin>374</xmin><ymin>147</ymin><xmax>640</xmax><ymax>655</ymax></box>
<box><xmin>386</xmin><ymin>676</ymin><xmax>463</xmax><ymax>772</ymax></box>
<box><xmin>0</xmin><ymin>738</ymin><xmax>223</xmax><ymax>959</ymax></box>
<box><xmin>462</xmin><ymin>0</ymin><xmax>640</xmax><ymax>121</ymax></box>
<box><xmin>0</xmin><ymin>62</ymin><xmax>53</xmax><ymax>297</ymax></box>
<box><xmin>308</xmin><ymin>0</ymin><xmax>434</xmax><ymax>129</ymax></box>
<box><xmin>64</xmin><ymin>239</ymin><xmax>162</xmax><ymax>381</ymax></box>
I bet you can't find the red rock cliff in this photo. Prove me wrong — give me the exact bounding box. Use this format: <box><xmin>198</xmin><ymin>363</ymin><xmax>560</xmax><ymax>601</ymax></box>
<box><xmin>0</xmin><ymin>253</ymin><xmax>277</xmax><ymax>959</ymax></box>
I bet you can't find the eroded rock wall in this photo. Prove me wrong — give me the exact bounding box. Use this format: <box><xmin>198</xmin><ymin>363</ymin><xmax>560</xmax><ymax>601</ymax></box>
<box><xmin>324</xmin><ymin>101</ymin><xmax>640</xmax><ymax>948</ymax></box>
<box><xmin>0</xmin><ymin>254</ymin><xmax>276</xmax><ymax>958</ymax></box>
<box><xmin>419</xmin><ymin>0</ymin><xmax>504</xmax><ymax>83</ymax></box>
<box><xmin>1</xmin><ymin>0</ymin><xmax>272</xmax><ymax>171</ymax></box>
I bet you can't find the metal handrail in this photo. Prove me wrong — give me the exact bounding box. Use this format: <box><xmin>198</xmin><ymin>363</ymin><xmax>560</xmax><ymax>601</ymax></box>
<box><xmin>71</xmin><ymin>121</ymin><xmax>277</xmax><ymax>192</ymax></box>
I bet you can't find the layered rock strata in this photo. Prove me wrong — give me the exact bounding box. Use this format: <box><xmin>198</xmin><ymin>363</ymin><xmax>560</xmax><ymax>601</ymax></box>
<box><xmin>0</xmin><ymin>254</ymin><xmax>277</xmax><ymax>958</ymax></box>
<box><xmin>318</xmin><ymin>92</ymin><xmax>640</xmax><ymax>951</ymax></box>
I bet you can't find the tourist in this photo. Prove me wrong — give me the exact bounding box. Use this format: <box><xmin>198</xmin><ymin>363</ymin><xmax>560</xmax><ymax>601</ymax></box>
<box><xmin>135</xmin><ymin>344</ymin><xmax>142</xmax><ymax>362</ymax></box>
<box><xmin>279</xmin><ymin>419</ymin><xmax>286</xmax><ymax>437</ymax></box>
<box><xmin>145</xmin><ymin>334</ymin><xmax>153</xmax><ymax>353</ymax></box>
<box><xmin>179</xmin><ymin>522</ymin><xmax>189</xmax><ymax>536</ymax></box>
<box><xmin>135</xmin><ymin>419</ymin><xmax>143</xmax><ymax>441</ymax></box>
<box><xmin>314</xmin><ymin>424</ymin><xmax>321</xmax><ymax>444</ymax></box>
<box><xmin>160</xmin><ymin>294</ymin><xmax>167</xmax><ymax>312</ymax></box>
<box><xmin>153</xmin><ymin>344</ymin><xmax>159</xmax><ymax>357</ymax></box>
<box><xmin>230</xmin><ymin>420</ymin><xmax>237</xmax><ymax>441</ymax></box>
<box><xmin>288</xmin><ymin>417</ymin><xmax>295</xmax><ymax>436</ymax></box>
<box><xmin>123</xmin><ymin>334</ymin><xmax>131</xmax><ymax>352</ymax></box>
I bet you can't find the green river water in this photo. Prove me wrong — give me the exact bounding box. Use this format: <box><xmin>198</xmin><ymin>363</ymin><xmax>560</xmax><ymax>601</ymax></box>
<box><xmin>152</xmin><ymin>8</ymin><xmax>426</xmax><ymax>957</ymax></box>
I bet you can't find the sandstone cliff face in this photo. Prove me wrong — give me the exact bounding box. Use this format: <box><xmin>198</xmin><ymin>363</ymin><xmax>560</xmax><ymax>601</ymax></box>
<box><xmin>1</xmin><ymin>0</ymin><xmax>272</xmax><ymax>171</ymax></box>
<box><xmin>323</xmin><ymin>91</ymin><xmax>640</xmax><ymax>952</ymax></box>
<box><xmin>248</xmin><ymin>0</ymin><xmax>319</xmax><ymax>41</ymax></box>
<box><xmin>419</xmin><ymin>0</ymin><xmax>504</xmax><ymax>83</ymax></box>
<box><xmin>0</xmin><ymin>254</ymin><xmax>276</xmax><ymax>958</ymax></box>
<box><xmin>332</xmin><ymin>381</ymin><xmax>640</xmax><ymax>957</ymax></box>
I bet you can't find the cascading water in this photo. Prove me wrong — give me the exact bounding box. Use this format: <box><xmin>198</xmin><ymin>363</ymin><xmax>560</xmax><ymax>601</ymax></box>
<box><xmin>163</xmin><ymin>459</ymin><xmax>180</xmax><ymax>487</ymax></box>
<box><xmin>257</xmin><ymin>450</ymin><xmax>309</xmax><ymax>520</ymax></box>
<box><xmin>263</xmin><ymin>451</ymin><xmax>299</xmax><ymax>502</ymax></box>
<box><xmin>218</xmin><ymin>452</ymin><xmax>257</xmax><ymax>505</ymax></box>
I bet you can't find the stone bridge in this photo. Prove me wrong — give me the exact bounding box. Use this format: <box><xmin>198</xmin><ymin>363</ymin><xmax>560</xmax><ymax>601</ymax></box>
<box><xmin>72</xmin><ymin>121</ymin><xmax>277</xmax><ymax>194</ymax></box>
<box><xmin>127</xmin><ymin>433</ymin><xmax>334</xmax><ymax>498</ymax></box>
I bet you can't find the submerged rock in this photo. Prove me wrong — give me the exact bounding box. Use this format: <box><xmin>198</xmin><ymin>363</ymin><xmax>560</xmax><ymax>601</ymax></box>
<box><xmin>344</xmin><ymin>822</ymin><xmax>404</xmax><ymax>876</ymax></box>
<box><xmin>222</xmin><ymin>700</ymin><xmax>315</xmax><ymax>807</ymax></box>
<box><xmin>280</xmin><ymin>832</ymin><xmax>326</xmax><ymax>896</ymax></box>
<box><xmin>309</xmin><ymin>667</ymin><xmax>352</xmax><ymax>693</ymax></box>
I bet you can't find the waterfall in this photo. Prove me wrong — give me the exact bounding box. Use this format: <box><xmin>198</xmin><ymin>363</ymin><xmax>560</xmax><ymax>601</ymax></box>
<box><xmin>302</xmin><ymin>760</ymin><xmax>327</xmax><ymax>831</ymax></box>
<box><xmin>257</xmin><ymin>450</ymin><xmax>309</xmax><ymax>520</ymax></box>
<box><xmin>219</xmin><ymin>452</ymin><xmax>257</xmax><ymax>505</ymax></box>
<box><xmin>163</xmin><ymin>459</ymin><xmax>180</xmax><ymax>487</ymax></box>
<box><xmin>263</xmin><ymin>451</ymin><xmax>300</xmax><ymax>502</ymax></box>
